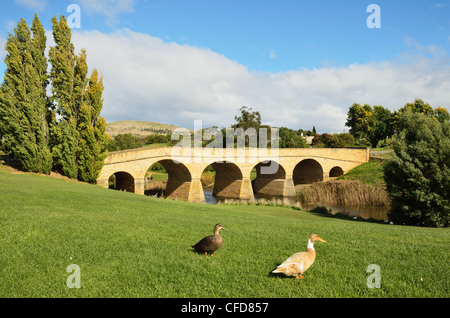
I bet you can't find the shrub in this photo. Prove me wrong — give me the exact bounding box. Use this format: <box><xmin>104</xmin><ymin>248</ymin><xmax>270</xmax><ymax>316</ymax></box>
<box><xmin>384</xmin><ymin>110</ymin><xmax>449</xmax><ymax>227</ymax></box>
<box><xmin>145</xmin><ymin>134</ymin><xmax>170</xmax><ymax>144</ymax></box>
<box><xmin>108</xmin><ymin>133</ymin><xmax>144</xmax><ymax>151</ymax></box>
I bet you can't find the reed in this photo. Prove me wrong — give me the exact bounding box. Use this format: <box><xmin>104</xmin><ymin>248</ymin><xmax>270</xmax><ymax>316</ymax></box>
<box><xmin>296</xmin><ymin>179</ymin><xmax>391</xmax><ymax>207</ymax></box>
<box><xmin>218</xmin><ymin>196</ymin><xmax>302</xmax><ymax>209</ymax></box>
<box><xmin>144</xmin><ymin>180</ymin><xmax>166</xmax><ymax>196</ymax></box>
<box><xmin>145</xmin><ymin>180</ymin><xmax>166</xmax><ymax>191</ymax></box>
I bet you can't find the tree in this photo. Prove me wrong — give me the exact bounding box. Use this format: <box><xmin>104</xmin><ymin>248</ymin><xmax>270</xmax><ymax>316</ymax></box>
<box><xmin>278</xmin><ymin>127</ymin><xmax>307</xmax><ymax>148</ymax></box>
<box><xmin>370</xmin><ymin>105</ymin><xmax>394</xmax><ymax>147</ymax></box>
<box><xmin>76</xmin><ymin>69</ymin><xmax>109</xmax><ymax>183</ymax></box>
<box><xmin>49</xmin><ymin>16</ymin><xmax>109</xmax><ymax>181</ymax></box>
<box><xmin>232</xmin><ymin>106</ymin><xmax>262</xmax><ymax>147</ymax></box>
<box><xmin>49</xmin><ymin>15</ymin><xmax>78</xmax><ymax>178</ymax></box>
<box><xmin>345</xmin><ymin>103</ymin><xmax>373</xmax><ymax>143</ymax></box>
<box><xmin>393</xmin><ymin>99</ymin><xmax>450</xmax><ymax>129</ymax></box>
<box><xmin>1</xmin><ymin>14</ymin><xmax>109</xmax><ymax>181</ymax></box>
<box><xmin>384</xmin><ymin>109</ymin><xmax>449</xmax><ymax>227</ymax></box>
<box><xmin>435</xmin><ymin>107</ymin><xmax>450</xmax><ymax>123</ymax></box>
<box><xmin>48</xmin><ymin>16</ymin><xmax>102</xmax><ymax>180</ymax></box>
<box><xmin>322</xmin><ymin>133</ymin><xmax>340</xmax><ymax>148</ymax></box>
<box><xmin>335</xmin><ymin>133</ymin><xmax>355</xmax><ymax>147</ymax></box>
<box><xmin>108</xmin><ymin>133</ymin><xmax>144</xmax><ymax>151</ymax></box>
<box><xmin>0</xmin><ymin>16</ymin><xmax>52</xmax><ymax>173</ymax></box>
<box><xmin>399</xmin><ymin>99</ymin><xmax>434</xmax><ymax>116</ymax></box>
<box><xmin>345</xmin><ymin>103</ymin><xmax>393</xmax><ymax>148</ymax></box>
<box><xmin>233</xmin><ymin>106</ymin><xmax>261</xmax><ymax>130</ymax></box>
<box><xmin>146</xmin><ymin>134</ymin><xmax>170</xmax><ymax>145</ymax></box>
<box><xmin>31</xmin><ymin>14</ymin><xmax>52</xmax><ymax>174</ymax></box>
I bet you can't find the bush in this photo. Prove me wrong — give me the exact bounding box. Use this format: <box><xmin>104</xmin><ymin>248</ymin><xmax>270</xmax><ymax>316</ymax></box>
<box><xmin>145</xmin><ymin>134</ymin><xmax>170</xmax><ymax>145</ymax></box>
<box><xmin>384</xmin><ymin>110</ymin><xmax>449</xmax><ymax>227</ymax></box>
<box><xmin>108</xmin><ymin>133</ymin><xmax>144</xmax><ymax>151</ymax></box>
<box><xmin>312</xmin><ymin>133</ymin><xmax>355</xmax><ymax>148</ymax></box>
<box><xmin>278</xmin><ymin>127</ymin><xmax>307</xmax><ymax>148</ymax></box>
<box><xmin>149</xmin><ymin>162</ymin><xmax>165</xmax><ymax>172</ymax></box>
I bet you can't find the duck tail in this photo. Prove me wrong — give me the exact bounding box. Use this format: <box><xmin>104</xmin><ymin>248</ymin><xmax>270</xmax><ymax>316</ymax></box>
<box><xmin>272</xmin><ymin>266</ymin><xmax>287</xmax><ymax>274</ymax></box>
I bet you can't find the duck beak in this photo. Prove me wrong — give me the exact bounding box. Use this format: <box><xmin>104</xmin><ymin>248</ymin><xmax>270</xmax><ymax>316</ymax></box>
<box><xmin>318</xmin><ymin>237</ymin><xmax>326</xmax><ymax>242</ymax></box>
<box><xmin>222</xmin><ymin>227</ymin><xmax>228</xmax><ymax>231</ymax></box>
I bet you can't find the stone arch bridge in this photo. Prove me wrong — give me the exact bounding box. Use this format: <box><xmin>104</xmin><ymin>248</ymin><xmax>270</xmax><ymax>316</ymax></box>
<box><xmin>97</xmin><ymin>147</ymin><xmax>369</xmax><ymax>203</ymax></box>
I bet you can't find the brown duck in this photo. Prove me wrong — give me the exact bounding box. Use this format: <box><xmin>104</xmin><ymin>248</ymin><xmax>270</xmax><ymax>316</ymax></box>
<box><xmin>192</xmin><ymin>224</ymin><xmax>227</xmax><ymax>256</ymax></box>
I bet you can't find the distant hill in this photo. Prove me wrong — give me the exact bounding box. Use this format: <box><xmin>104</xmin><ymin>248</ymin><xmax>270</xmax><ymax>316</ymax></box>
<box><xmin>106</xmin><ymin>120</ymin><xmax>183</xmax><ymax>138</ymax></box>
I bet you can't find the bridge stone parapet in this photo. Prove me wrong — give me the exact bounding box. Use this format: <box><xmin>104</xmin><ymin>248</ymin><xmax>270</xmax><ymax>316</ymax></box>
<box><xmin>97</xmin><ymin>147</ymin><xmax>369</xmax><ymax>203</ymax></box>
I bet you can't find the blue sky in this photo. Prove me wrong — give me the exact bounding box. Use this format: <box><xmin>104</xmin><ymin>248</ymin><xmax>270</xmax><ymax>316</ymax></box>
<box><xmin>0</xmin><ymin>0</ymin><xmax>449</xmax><ymax>132</ymax></box>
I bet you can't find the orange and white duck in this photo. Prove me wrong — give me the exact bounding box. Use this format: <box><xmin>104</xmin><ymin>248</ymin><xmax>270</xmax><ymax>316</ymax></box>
<box><xmin>272</xmin><ymin>234</ymin><xmax>326</xmax><ymax>279</ymax></box>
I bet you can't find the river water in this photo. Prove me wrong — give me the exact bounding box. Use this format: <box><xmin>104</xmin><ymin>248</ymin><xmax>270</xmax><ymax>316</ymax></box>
<box><xmin>203</xmin><ymin>189</ymin><xmax>389</xmax><ymax>221</ymax></box>
<box><xmin>300</xmin><ymin>203</ymin><xmax>389</xmax><ymax>221</ymax></box>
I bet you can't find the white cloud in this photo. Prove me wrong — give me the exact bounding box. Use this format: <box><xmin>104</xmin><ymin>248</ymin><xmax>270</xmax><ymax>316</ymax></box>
<box><xmin>75</xmin><ymin>0</ymin><xmax>135</xmax><ymax>25</ymax></box>
<box><xmin>0</xmin><ymin>28</ymin><xmax>419</xmax><ymax>134</ymax></box>
<box><xmin>14</xmin><ymin>0</ymin><xmax>47</xmax><ymax>11</ymax></box>
<box><xmin>68</xmin><ymin>29</ymin><xmax>450</xmax><ymax>133</ymax></box>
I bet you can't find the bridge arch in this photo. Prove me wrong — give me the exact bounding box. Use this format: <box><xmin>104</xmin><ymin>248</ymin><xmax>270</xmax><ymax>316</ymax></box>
<box><xmin>252</xmin><ymin>160</ymin><xmax>289</xmax><ymax>197</ymax></box>
<box><xmin>329</xmin><ymin>166</ymin><xmax>344</xmax><ymax>178</ymax></box>
<box><xmin>205</xmin><ymin>161</ymin><xmax>245</xmax><ymax>199</ymax></box>
<box><xmin>146</xmin><ymin>159</ymin><xmax>192</xmax><ymax>200</ymax></box>
<box><xmin>293</xmin><ymin>159</ymin><xmax>324</xmax><ymax>185</ymax></box>
<box><xmin>108</xmin><ymin>171</ymin><xmax>135</xmax><ymax>193</ymax></box>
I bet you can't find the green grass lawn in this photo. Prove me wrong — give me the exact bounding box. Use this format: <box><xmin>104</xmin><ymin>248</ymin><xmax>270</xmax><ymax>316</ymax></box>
<box><xmin>0</xmin><ymin>170</ymin><xmax>448</xmax><ymax>298</ymax></box>
<box><xmin>147</xmin><ymin>170</ymin><xmax>169</xmax><ymax>182</ymax></box>
<box><xmin>337</xmin><ymin>160</ymin><xmax>386</xmax><ymax>186</ymax></box>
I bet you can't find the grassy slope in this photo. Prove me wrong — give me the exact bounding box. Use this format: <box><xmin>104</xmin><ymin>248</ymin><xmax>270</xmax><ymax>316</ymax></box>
<box><xmin>337</xmin><ymin>160</ymin><xmax>386</xmax><ymax>186</ymax></box>
<box><xmin>0</xmin><ymin>170</ymin><xmax>448</xmax><ymax>298</ymax></box>
<box><xmin>106</xmin><ymin>120</ymin><xmax>182</xmax><ymax>137</ymax></box>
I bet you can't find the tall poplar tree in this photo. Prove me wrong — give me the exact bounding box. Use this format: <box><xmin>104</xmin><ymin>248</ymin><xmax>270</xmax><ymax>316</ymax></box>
<box><xmin>77</xmin><ymin>69</ymin><xmax>109</xmax><ymax>183</ymax></box>
<box><xmin>30</xmin><ymin>14</ymin><xmax>52</xmax><ymax>173</ymax></box>
<box><xmin>1</xmin><ymin>14</ymin><xmax>109</xmax><ymax>180</ymax></box>
<box><xmin>0</xmin><ymin>16</ymin><xmax>52</xmax><ymax>173</ymax></box>
<box><xmin>49</xmin><ymin>15</ymin><xmax>85</xmax><ymax>178</ymax></box>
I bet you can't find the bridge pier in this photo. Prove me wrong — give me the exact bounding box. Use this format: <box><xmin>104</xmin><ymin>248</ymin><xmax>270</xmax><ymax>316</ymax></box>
<box><xmin>252</xmin><ymin>177</ymin><xmax>296</xmax><ymax>198</ymax></box>
<box><xmin>240</xmin><ymin>177</ymin><xmax>255</xmax><ymax>200</ymax></box>
<box><xmin>134</xmin><ymin>178</ymin><xmax>145</xmax><ymax>195</ymax></box>
<box><xmin>283</xmin><ymin>176</ymin><xmax>296</xmax><ymax>197</ymax></box>
<box><xmin>165</xmin><ymin>181</ymin><xmax>191</xmax><ymax>201</ymax></box>
<box><xmin>252</xmin><ymin>160</ymin><xmax>296</xmax><ymax>199</ymax></box>
<box><xmin>188</xmin><ymin>178</ymin><xmax>206</xmax><ymax>203</ymax></box>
